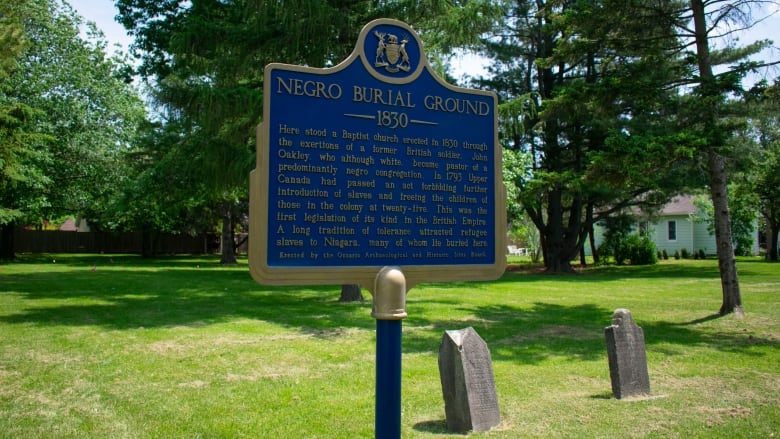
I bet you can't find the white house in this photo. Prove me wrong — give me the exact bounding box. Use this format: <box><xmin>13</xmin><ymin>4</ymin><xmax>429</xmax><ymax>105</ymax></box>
<box><xmin>588</xmin><ymin>195</ymin><xmax>759</xmax><ymax>257</ymax></box>
<box><xmin>648</xmin><ymin>196</ymin><xmax>717</xmax><ymax>256</ymax></box>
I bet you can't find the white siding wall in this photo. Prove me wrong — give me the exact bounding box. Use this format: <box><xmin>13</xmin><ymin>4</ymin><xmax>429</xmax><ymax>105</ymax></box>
<box><xmin>583</xmin><ymin>202</ymin><xmax>760</xmax><ymax>258</ymax></box>
<box><xmin>586</xmin><ymin>215</ymin><xmax>719</xmax><ymax>257</ymax></box>
<box><xmin>692</xmin><ymin>222</ymin><xmax>717</xmax><ymax>255</ymax></box>
<box><xmin>652</xmin><ymin>215</ymin><xmax>693</xmax><ymax>256</ymax></box>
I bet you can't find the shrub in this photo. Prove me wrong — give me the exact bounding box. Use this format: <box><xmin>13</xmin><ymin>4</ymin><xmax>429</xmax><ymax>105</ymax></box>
<box><xmin>698</xmin><ymin>249</ymin><xmax>706</xmax><ymax>259</ymax></box>
<box><xmin>662</xmin><ymin>249</ymin><xmax>669</xmax><ymax>260</ymax></box>
<box><xmin>681</xmin><ymin>248</ymin><xmax>689</xmax><ymax>259</ymax></box>
<box><xmin>597</xmin><ymin>215</ymin><xmax>635</xmax><ymax>264</ymax></box>
<box><xmin>674</xmin><ymin>250</ymin><xmax>680</xmax><ymax>260</ymax></box>
<box><xmin>613</xmin><ymin>234</ymin><xmax>658</xmax><ymax>265</ymax></box>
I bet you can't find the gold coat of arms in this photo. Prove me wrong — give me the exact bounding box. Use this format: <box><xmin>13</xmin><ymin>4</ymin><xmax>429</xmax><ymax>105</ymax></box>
<box><xmin>374</xmin><ymin>31</ymin><xmax>411</xmax><ymax>73</ymax></box>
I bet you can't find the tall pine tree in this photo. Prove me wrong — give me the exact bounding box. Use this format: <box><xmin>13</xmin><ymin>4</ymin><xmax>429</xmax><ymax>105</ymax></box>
<box><xmin>115</xmin><ymin>0</ymin><xmax>454</xmax><ymax>263</ymax></box>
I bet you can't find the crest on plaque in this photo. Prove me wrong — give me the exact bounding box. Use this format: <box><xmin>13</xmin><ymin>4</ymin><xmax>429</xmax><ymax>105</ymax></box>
<box><xmin>374</xmin><ymin>31</ymin><xmax>411</xmax><ymax>73</ymax></box>
<box><xmin>250</xmin><ymin>18</ymin><xmax>505</xmax><ymax>289</ymax></box>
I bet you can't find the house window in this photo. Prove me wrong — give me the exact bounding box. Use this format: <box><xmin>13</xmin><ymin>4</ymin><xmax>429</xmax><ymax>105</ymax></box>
<box><xmin>668</xmin><ymin>220</ymin><xmax>677</xmax><ymax>241</ymax></box>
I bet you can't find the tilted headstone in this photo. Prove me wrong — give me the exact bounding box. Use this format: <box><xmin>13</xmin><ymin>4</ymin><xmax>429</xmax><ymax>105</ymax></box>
<box><xmin>438</xmin><ymin>327</ymin><xmax>500</xmax><ymax>432</ymax></box>
<box><xmin>604</xmin><ymin>309</ymin><xmax>651</xmax><ymax>399</ymax></box>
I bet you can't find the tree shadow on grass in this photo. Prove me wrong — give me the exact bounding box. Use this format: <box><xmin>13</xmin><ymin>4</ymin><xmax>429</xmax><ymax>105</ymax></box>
<box><xmin>402</xmin><ymin>299</ymin><xmax>778</xmax><ymax>364</ymax></box>
<box><xmin>411</xmin><ymin>419</ymin><xmax>463</xmax><ymax>435</ymax></box>
<box><xmin>0</xmin><ymin>265</ymin><xmax>376</xmax><ymax>334</ymax></box>
<box><xmin>2</xmin><ymin>257</ymin><xmax>776</xmax><ymax>360</ymax></box>
<box><xmin>3</xmin><ymin>265</ymin><xmax>613</xmax><ymax>363</ymax></box>
<box><xmin>643</xmin><ymin>317</ymin><xmax>778</xmax><ymax>356</ymax></box>
<box><xmin>4</xmin><ymin>253</ymin><xmax>233</xmax><ymax>269</ymax></box>
<box><xmin>678</xmin><ymin>313</ymin><xmax>722</xmax><ymax>325</ymax></box>
<box><xmin>403</xmin><ymin>301</ymin><xmax>612</xmax><ymax>363</ymax></box>
<box><xmin>413</xmin><ymin>263</ymin><xmax>723</xmax><ymax>298</ymax></box>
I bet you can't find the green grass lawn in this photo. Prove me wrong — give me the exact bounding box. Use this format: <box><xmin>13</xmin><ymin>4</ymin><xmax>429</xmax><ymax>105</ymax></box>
<box><xmin>1</xmin><ymin>254</ymin><xmax>778</xmax><ymax>438</ymax></box>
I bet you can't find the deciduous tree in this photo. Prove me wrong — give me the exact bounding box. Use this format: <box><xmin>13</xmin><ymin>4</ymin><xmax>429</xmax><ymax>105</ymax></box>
<box><xmin>0</xmin><ymin>1</ymin><xmax>50</xmax><ymax>258</ymax></box>
<box><xmin>0</xmin><ymin>0</ymin><xmax>145</xmax><ymax>259</ymax></box>
<box><xmin>740</xmin><ymin>81</ymin><xmax>780</xmax><ymax>261</ymax></box>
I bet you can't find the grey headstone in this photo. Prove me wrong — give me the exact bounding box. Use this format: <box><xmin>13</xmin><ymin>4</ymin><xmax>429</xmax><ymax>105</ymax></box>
<box><xmin>605</xmin><ymin>309</ymin><xmax>651</xmax><ymax>399</ymax></box>
<box><xmin>438</xmin><ymin>327</ymin><xmax>500</xmax><ymax>432</ymax></box>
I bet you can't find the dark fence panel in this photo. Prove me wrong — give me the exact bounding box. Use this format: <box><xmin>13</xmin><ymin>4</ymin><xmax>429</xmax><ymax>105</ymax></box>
<box><xmin>14</xmin><ymin>229</ymin><xmax>211</xmax><ymax>254</ymax></box>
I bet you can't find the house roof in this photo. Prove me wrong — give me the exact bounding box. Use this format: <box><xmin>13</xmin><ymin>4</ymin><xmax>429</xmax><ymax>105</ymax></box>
<box><xmin>660</xmin><ymin>195</ymin><xmax>697</xmax><ymax>215</ymax></box>
<box><xmin>59</xmin><ymin>218</ymin><xmax>78</xmax><ymax>231</ymax></box>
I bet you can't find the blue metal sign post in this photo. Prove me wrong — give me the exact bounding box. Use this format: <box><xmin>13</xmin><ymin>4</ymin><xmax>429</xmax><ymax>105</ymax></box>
<box><xmin>248</xmin><ymin>19</ymin><xmax>505</xmax><ymax>438</ymax></box>
<box><xmin>376</xmin><ymin>319</ymin><xmax>402</xmax><ymax>437</ymax></box>
<box><xmin>372</xmin><ymin>266</ymin><xmax>406</xmax><ymax>438</ymax></box>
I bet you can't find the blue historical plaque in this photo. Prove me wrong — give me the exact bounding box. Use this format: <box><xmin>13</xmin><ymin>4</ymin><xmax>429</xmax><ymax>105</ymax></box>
<box><xmin>249</xmin><ymin>19</ymin><xmax>506</xmax><ymax>289</ymax></box>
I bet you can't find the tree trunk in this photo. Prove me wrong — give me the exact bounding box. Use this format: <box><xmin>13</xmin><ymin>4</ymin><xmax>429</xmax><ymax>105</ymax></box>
<box><xmin>544</xmin><ymin>188</ymin><xmax>573</xmax><ymax>273</ymax></box>
<box><xmin>708</xmin><ymin>150</ymin><xmax>744</xmax><ymax>317</ymax></box>
<box><xmin>220</xmin><ymin>201</ymin><xmax>237</xmax><ymax>265</ymax></box>
<box><xmin>339</xmin><ymin>284</ymin><xmax>364</xmax><ymax>302</ymax></box>
<box><xmin>589</xmin><ymin>225</ymin><xmax>599</xmax><ymax>264</ymax></box>
<box><xmin>540</xmin><ymin>220</ymin><xmax>579</xmax><ymax>273</ymax></box>
<box><xmin>0</xmin><ymin>223</ymin><xmax>16</xmax><ymax>260</ymax></box>
<box><xmin>691</xmin><ymin>0</ymin><xmax>743</xmax><ymax>317</ymax></box>
<box><xmin>544</xmin><ymin>235</ymin><xmax>575</xmax><ymax>273</ymax></box>
<box><xmin>141</xmin><ymin>229</ymin><xmax>159</xmax><ymax>258</ymax></box>
<box><xmin>766</xmin><ymin>215</ymin><xmax>779</xmax><ymax>262</ymax></box>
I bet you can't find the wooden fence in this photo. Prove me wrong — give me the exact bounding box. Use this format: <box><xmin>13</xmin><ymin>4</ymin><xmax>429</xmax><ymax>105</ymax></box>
<box><xmin>13</xmin><ymin>229</ymin><xmax>215</xmax><ymax>254</ymax></box>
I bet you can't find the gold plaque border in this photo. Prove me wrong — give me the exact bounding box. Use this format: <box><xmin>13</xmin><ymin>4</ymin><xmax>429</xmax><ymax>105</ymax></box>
<box><xmin>249</xmin><ymin>19</ymin><xmax>506</xmax><ymax>293</ymax></box>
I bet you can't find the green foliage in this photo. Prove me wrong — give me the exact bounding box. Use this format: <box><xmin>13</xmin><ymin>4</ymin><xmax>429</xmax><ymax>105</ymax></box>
<box><xmin>0</xmin><ymin>100</ymin><xmax>52</xmax><ymax>225</ymax></box>
<box><xmin>506</xmin><ymin>211</ymin><xmax>542</xmax><ymax>263</ymax></box>
<box><xmin>729</xmin><ymin>184</ymin><xmax>759</xmax><ymax>256</ymax></box>
<box><xmin>0</xmin><ymin>0</ymin><xmax>51</xmax><ymax>227</ymax></box>
<box><xmin>681</xmin><ymin>248</ymin><xmax>689</xmax><ymax>259</ymax></box>
<box><xmin>597</xmin><ymin>215</ymin><xmax>635</xmax><ymax>261</ymax></box>
<box><xmin>114</xmin><ymin>0</ymin><xmax>456</xmax><ymax>262</ymax></box>
<box><xmin>0</xmin><ymin>2</ymin><xmax>26</xmax><ymax>81</ymax></box>
<box><xmin>596</xmin><ymin>215</ymin><xmax>657</xmax><ymax>265</ymax></box>
<box><xmin>502</xmin><ymin>147</ymin><xmax>533</xmax><ymax>222</ymax></box>
<box><xmin>615</xmin><ymin>234</ymin><xmax>657</xmax><ymax>266</ymax></box>
<box><xmin>1</xmin><ymin>0</ymin><xmax>145</xmax><ymax>233</ymax></box>
<box><xmin>116</xmin><ymin>0</ymin><xmax>453</xmax><ymax>196</ymax></box>
<box><xmin>692</xmin><ymin>188</ymin><xmax>758</xmax><ymax>256</ymax></box>
<box><xmin>447</xmin><ymin>0</ymin><xmax>699</xmax><ymax>272</ymax></box>
<box><xmin>739</xmin><ymin>81</ymin><xmax>780</xmax><ymax>260</ymax></box>
<box><xmin>107</xmin><ymin>121</ymin><xmax>215</xmax><ymax>235</ymax></box>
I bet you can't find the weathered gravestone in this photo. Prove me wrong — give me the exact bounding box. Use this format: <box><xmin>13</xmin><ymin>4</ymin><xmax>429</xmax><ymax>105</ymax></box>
<box><xmin>438</xmin><ymin>327</ymin><xmax>500</xmax><ymax>432</ymax></box>
<box><xmin>604</xmin><ymin>308</ymin><xmax>651</xmax><ymax>399</ymax></box>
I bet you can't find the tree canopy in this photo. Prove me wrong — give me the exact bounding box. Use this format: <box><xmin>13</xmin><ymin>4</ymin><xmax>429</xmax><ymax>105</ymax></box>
<box><xmin>738</xmin><ymin>80</ymin><xmax>780</xmax><ymax>261</ymax></box>
<box><xmin>0</xmin><ymin>0</ymin><xmax>146</xmax><ymax>259</ymax></box>
<box><xmin>438</xmin><ymin>0</ymin><xmax>777</xmax><ymax>315</ymax></box>
<box><xmin>4</xmin><ymin>0</ymin><xmax>776</xmax><ymax>298</ymax></box>
<box><xmin>113</xmin><ymin>0</ymin><xmax>460</xmax><ymax>262</ymax></box>
<box><xmin>442</xmin><ymin>0</ymin><xmax>700</xmax><ymax>272</ymax></box>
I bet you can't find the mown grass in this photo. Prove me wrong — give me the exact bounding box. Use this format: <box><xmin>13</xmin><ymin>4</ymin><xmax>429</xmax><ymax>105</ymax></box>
<box><xmin>1</xmin><ymin>254</ymin><xmax>778</xmax><ymax>438</ymax></box>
